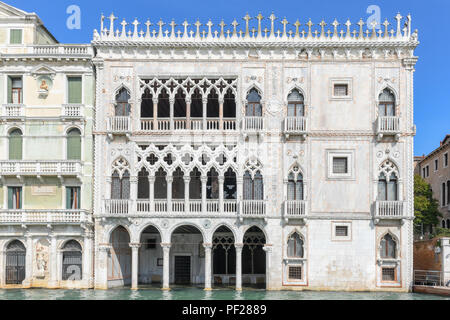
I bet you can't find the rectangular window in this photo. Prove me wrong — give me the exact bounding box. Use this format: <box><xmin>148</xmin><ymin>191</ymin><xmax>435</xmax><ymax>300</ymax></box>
<box><xmin>435</xmin><ymin>159</ymin><xmax>439</xmax><ymax>171</ymax></box>
<box><xmin>334</xmin><ymin>84</ymin><xmax>348</xmax><ymax>97</ymax></box>
<box><xmin>444</xmin><ymin>153</ymin><xmax>448</xmax><ymax>168</ymax></box>
<box><xmin>443</xmin><ymin>183</ymin><xmax>446</xmax><ymax>207</ymax></box>
<box><xmin>8</xmin><ymin>76</ymin><xmax>23</xmax><ymax>104</ymax></box>
<box><xmin>66</xmin><ymin>187</ymin><xmax>81</xmax><ymax>209</ymax></box>
<box><xmin>382</xmin><ymin>267</ymin><xmax>396</xmax><ymax>281</ymax></box>
<box><xmin>288</xmin><ymin>266</ymin><xmax>302</xmax><ymax>280</ymax></box>
<box><xmin>68</xmin><ymin>76</ymin><xmax>82</xmax><ymax>104</ymax></box>
<box><xmin>333</xmin><ymin>157</ymin><xmax>348</xmax><ymax>174</ymax></box>
<box><xmin>426</xmin><ymin>166</ymin><xmax>429</xmax><ymax>177</ymax></box>
<box><xmin>8</xmin><ymin>187</ymin><xmax>22</xmax><ymax>209</ymax></box>
<box><xmin>422</xmin><ymin>167</ymin><xmax>426</xmax><ymax>178</ymax></box>
<box><xmin>335</xmin><ymin>226</ymin><xmax>348</xmax><ymax>237</ymax></box>
<box><xmin>10</xmin><ymin>29</ymin><xmax>22</xmax><ymax>44</ymax></box>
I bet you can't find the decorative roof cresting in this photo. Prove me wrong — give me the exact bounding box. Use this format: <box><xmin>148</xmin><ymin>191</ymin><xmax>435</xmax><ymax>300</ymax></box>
<box><xmin>93</xmin><ymin>13</ymin><xmax>419</xmax><ymax>45</ymax></box>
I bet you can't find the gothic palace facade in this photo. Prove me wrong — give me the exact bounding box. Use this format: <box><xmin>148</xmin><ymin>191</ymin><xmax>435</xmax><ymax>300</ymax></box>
<box><xmin>0</xmin><ymin>2</ymin><xmax>419</xmax><ymax>291</ymax></box>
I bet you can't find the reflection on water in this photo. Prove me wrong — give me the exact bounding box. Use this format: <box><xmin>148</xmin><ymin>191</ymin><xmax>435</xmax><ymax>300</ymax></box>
<box><xmin>0</xmin><ymin>288</ymin><xmax>448</xmax><ymax>300</ymax></box>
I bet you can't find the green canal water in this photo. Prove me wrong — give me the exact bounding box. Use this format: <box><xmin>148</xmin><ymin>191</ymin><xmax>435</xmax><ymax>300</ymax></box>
<box><xmin>0</xmin><ymin>287</ymin><xmax>448</xmax><ymax>300</ymax></box>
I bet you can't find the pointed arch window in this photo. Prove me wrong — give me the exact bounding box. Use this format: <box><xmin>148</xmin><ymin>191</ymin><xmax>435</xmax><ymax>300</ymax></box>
<box><xmin>67</xmin><ymin>128</ymin><xmax>81</xmax><ymax>160</ymax></box>
<box><xmin>246</xmin><ymin>89</ymin><xmax>262</xmax><ymax>117</ymax></box>
<box><xmin>224</xmin><ymin>168</ymin><xmax>237</xmax><ymax>200</ymax></box>
<box><xmin>207</xmin><ymin>168</ymin><xmax>219</xmax><ymax>199</ymax></box>
<box><xmin>154</xmin><ymin>168</ymin><xmax>167</xmax><ymax>199</ymax></box>
<box><xmin>287</xmin><ymin>233</ymin><xmax>304</xmax><ymax>258</ymax></box>
<box><xmin>287</xmin><ymin>172</ymin><xmax>304</xmax><ymax>201</ymax></box>
<box><xmin>138</xmin><ymin>168</ymin><xmax>149</xmax><ymax>199</ymax></box>
<box><xmin>172</xmin><ymin>168</ymin><xmax>185</xmax><ymax>199</ymax></box>
<box><xmin>191</xmin><ymin>88</ymin><xmax>203</xmax><ymax>118</ymax></box>
<box><xmin>378</xmin><ymin>173</ymin><xmax>398</xmax><ymax>201</ymax></box>
<box><xmin>140</xmin><ymin>88</ymin><xmax>153</xmax><ymax>118</ymax></box>
<box><xmin>223</xmin><ymin>88</ymin><xmax>236</xmax><ymax>118</ymax></box>
<box><xmin>380</xmin><ymin>234</ymin><xmax>397</xmax><ymax>259</ymax></box>
<box><xmin>189</xmin><ymin>168</ymin><xmax>202</xmax><ymax>199</ymax></box>
<box><xmin>157</xmin><ymin>88</ymin><xmax>170</xmax><ymax>118</ymax></box>
<box><xmin>207</xmin><ymin>88</ymin><xmax>219</xmax><ymax>118</ymax></box>
<box><xmin>287</xmin><ymin>89</ymin><xmax>304</xmax><ymax>117</ymax></box>
<box><xmin>115</xmin><ymin>88</ymin><xmax>131</xmax><ymax>116</ymax></box>
<box><xmin>111</xmin><ymin>171</ymin><xmax>130</xmax><ymax>200</ymax></box>
<box><xmin>378</xmin><ymin>88</ymin><xmax>396</xmax><ymax>117</ymax></box>
<box><xmin>174</xmin><ymin>88</ymin><xmax>187</xmax><ymax>118</ymax></box>
<box><xmin>243</xmin><ymin>171</ymin><xmax>264</xmax><ymax>200</ymax></box>
<box><xmin>8</xmin><ymin>129</ymin><xmax>23</xmax><ymax>160</ymax></box>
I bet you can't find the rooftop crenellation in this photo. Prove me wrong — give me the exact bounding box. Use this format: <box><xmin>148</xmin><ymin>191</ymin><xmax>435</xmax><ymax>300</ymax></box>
<box><xmin>93</xmin><ymin>13</ymin><xmax>419</xmax><ymax>44</ymax></box>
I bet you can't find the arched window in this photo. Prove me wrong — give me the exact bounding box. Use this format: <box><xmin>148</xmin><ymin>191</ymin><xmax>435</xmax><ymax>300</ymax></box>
<box><xmin>223</xmin><ymin>88</ymin><xmax>236</xmax><ymax>118</ymax></box>
<box><xmin>5</xmin><ymin>240</ymin><xmax>26</xmax><ymax>285</ymax></box>
<box><xmin>115</xmin><ymin>88</ymin><xmax>131</xmax><ymax>116</ymax></box>
<box><xmin>207</xmin><ymin>88</ymin><xmax>219</xmax><ymax>118</ymax></box>
<box><xmin>174</xmin><ymin>88</ymin><xmax>186</xmax><ymax>118</ymax></box>
<box><xmin>207</xmin><ymin>168</ymin><xmax>219</xmax><ymax>199</ymax></box>
<box><xmin>172</xmin><ymin>168</ymin><xmax>185</xmax><ymax>199</ymax></box>
<box><xmin>138</xmin><ymin>168</ymin><xmax>149</xmax><ymax>199</ymax></box>
<box><xmin>287</xmin><ymin>172</ymin><xmax>304</xmax><ymax>201</ymax></box>
<box><xmin>189</xmin><ymin>168</ymin><xmax>202</xmax><ymax>199</ymax></box>
<box><xmin>287</xmin><ymin>89</ymin><xmax>304</xmax><ymax>117</ymax></box>
<box><xmin>246</xmin><ymin>89</ymin><xmax>262</xmax><ymax>117</ymax></box>
<box><xmin>224</xmin><ymin>168</ymin><xmax>237</xmax><ymax>200</ymax></box>
<box><xmin>243</xmin><ymin>171</ymin><xmax>264</xmax><ymax>200</ymax></box>
<box><xmin>9</xmin><ymin>129</ymin><xmax>23</xmax><ymax>160</ymax></box>
<box><xmin>67</xmin><ymin>128</ymin><xmax>81</xmax><ymax>160</ymax></box>
<box><xmin>380</xmin><ymin>234</ymin><xmax>397</xmax><ymax>259</ymax></box>
<box><xmin>287</xmin><ymin>233</ymin><xmax>304</xmax><ymax>258</ymax></box>
<box><xmin>140</xmin><ymin>88</ymin><xmax>153</xmax><ymax>118</ymax></box>
<box><xmin>191</xmin><ymin>88</ymin><xmax>203</xmax><ymax>118</ymax></box>
<box><xmin>442</xmin><ymin>220</ymin><xmax>446</xmax><ymax>229</ymax></box>
<box><xmin>154</xmin><ymin>168</ymin><xmax>167</xmax><ymax>199</ymax></box>
<box><xmin>111</xmin><ymin>170</ymin><xmax>130</xmax><ymax>199</ymax></box>
<box><xmin>378</xmin><ymin>172</ymin><xmax>398</xmax><ymax>201</ymax></box>
<box><xmin>378</xmin><ymin>88</ymin><xmax>396</xmax><ymax>117</ymax></box>
<box><xmin>62</xmin><ymin>240</ymin><xmax>82</xmax><ymax>281</ymax></box>
<box><xmin>157</xmin><ymin>88</ymin><xmax>170</xmax><ymax>118</ymax></box>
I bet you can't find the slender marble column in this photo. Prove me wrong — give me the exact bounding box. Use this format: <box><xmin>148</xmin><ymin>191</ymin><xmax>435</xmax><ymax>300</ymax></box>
<box><xmin>167</xmin><ymin>175</ymin><xmax>173</xmax><ymax>213</ymax></box>
<box><xmin>186</xmin><ymin>99</ymin><xmax>191</xmax><ymax>130</ymax></box>
<box><xmin>235</xmin><ymin>243</ymin><xmax>243</xmax><ymax>291</ymax></box>
<box><xmin>201</xmin><ymin>176</ymin><xmax>208</xmax><ymax>214</ymax></box>
<box><xmin>184</xmin><ymin>176</ymin><xmax>190</xmax><ymax>213</ymax></box>
<box><xmin>49</xmin><ymin>235</ymin><xmax>58</xmax><ymax>288</ymax></box>
<box><xmin>263</xmin><ymin>245</ymin><xmax>273</xmax><ymax>290</ymax></box>
<box><xmin>203</xmin><ymin>243</ymin><xmax>213</xmax><ymax>290</ymax></box>
<box><xmin>95</xmin><ymin>245</ymin><xmax>111</xmax><ymax>290</ymax></box>
<box><xmin>219</xmin><ymin>99</ymin><xmax>224</xmax><ymax>130</ymax></box>
<box><xmin>130</xmin><ymin>176</ymin><xmax>138</xmax><ymax>213</ymax></box>
<box><xmin>202</xmin><ymin>98</ymin><xmax>207</xmax><ymax>131</ymax></box>
<box><xmin>161</xmin><ymin>243</ymin><xmax>171</xmax><ymax>290</ymax></box>
<box><xmin>83</xmin><ymin>231</ymin><xmax>94</xmax><ymax>287</ymax></box>
<box><xmin>24</xmin><ymin>235</ymin><xmax>33</xmax><ymax>287</ymax></box>
<box><xmin>153</xmin><ymin>98</ymin><xmax>158</xmax><ymax>130</ymax></box>
<box><xmin>130</xmin><ymin>243</ymin><xmax>141</xmax><ymax>290</ymax></box>
<box><xmin>169</xmin><ymin>98</ymin><xmax>175</xmax><ymax>131</ymax></box>
<box><xmin>218</xmin><ymin>176</ymin><xmax>225</xmax><ymax>213</ymax></box>
<box><xmin>149</xmin><ymin>176</ymin><xmax>155</xmax><ymax>212</ymax></box>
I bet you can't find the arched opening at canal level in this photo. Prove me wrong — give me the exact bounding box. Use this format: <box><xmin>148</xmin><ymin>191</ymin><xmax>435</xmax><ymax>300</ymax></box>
<box><xmin>242</xmin><ymin>226</ymin><xmax>266</xmax><ymax>289</ymax></box>
<box><xmin>138</xmin><ymin>225</ymin><xmax>162</xmax><ymax>287</ymax></box>
<box><xmin>212</xmin><ymin>226</ymin><xmax>236</xmax><ymax>288</ymax></box>
<box><xmin>170</xmin><ymin>225</ymin><xmax>205</xmax><ymax>287</ymax></box>
<box><xmin>108</xmin><ymin>226</ymin><xmax>131</xmax><ymax>288</ymax></box>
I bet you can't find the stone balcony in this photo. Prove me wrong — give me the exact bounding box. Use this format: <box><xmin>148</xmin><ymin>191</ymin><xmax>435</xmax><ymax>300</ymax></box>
<box><xmin>0</xmin><ymin>160</ymin><xmax>82</xmax><ymax>181</ymax></box>
<box><xmin>2</xmin><ymin>104</ymin><xmax>85</xmax><ymax>121</ymax></box>
<box><xmin>283</xmin><ymin>200</ymin><xmax>308</xmax><ymax>222</ymax></box>
<box><xmin>2</xmin><ymin>104</ymin><xmax>25</xmax><ymax>120</ymax></box>
<box><xmin>239</xmin><ymin>200</ymin><xmax>267</xmax><ymax>221</ymax></box>
<box><xmin>242</xmin><ymin>117</ymin><xmax>265</xmax><ymax>137</ymax></box>
<box><xmin>107</xmin><ymin>116</ymin><xmax>132</xmax><ymax>139</ymax></box>
<box><xmin>61</xmin><ymin>104</ymin><xmax>84</xmax><ymax>119</ymax></box>
<box><xmin>0</xmin><ymin>209</ymin><xmax>91</xmax><ymax>225</ymax></box>
<box><xmin>1</xmin><ymin>44</ymin><xmax>93</xmax><ymax>59</ymax></box>
<box><xmin>139</xmin><ymin>118</ymin><xmax>237</xmax><ymax>132</ymax></box>
<box><xmin>374</xmin><ymin>200</ymin><xmax>406</xmax><ymax>223</ymax></box>
<box><xmin>103</xmin><ymin>199</ymin><xmax>238</xmax><ymax>216</ymax></box>
<box><xmin>376</xmin><ymin>116</ymin><xmax>401</xmax><ymax>141</ymax></box>
<box><xmin>283</xmin><ymin>117</ymin><xmax>307</xmax><ymax>139</ymax></box>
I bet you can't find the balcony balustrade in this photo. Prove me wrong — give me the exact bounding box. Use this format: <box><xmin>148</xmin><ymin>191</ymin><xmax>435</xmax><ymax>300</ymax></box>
<box><xmin>376</xmin><ymin>116</ymin><xmax>401</xmax><ymax>141</ymax></box>
<box><xmin>284</xmin><ymin>117</ymin><xmax>307</xmax><ymax>139</ymax></box>
<box><xmin>374</xmin><ymin>201</ymin><xmax>406</xmax><ymax>223</ymax></box>
<box><xmin>0</xmin><ymin>209</ymin><xmax>91</xmax><ymax>225</ymax></box>
<box><xmin>107</xmin><ymin>116</ymin><xmax>131</xmax><ymax>137</ymax></box>
<box><xmin>283</xmin><ymin>200</ymin><xmax>307</xmax><ymax>221</ymax></box>
<box><xmin>239</xmin><ymin>200</ymin><xmax>267</xmax><ymax>220</ymax></box>
<box><xmin>62</xmin><ymin>104</ymin><xmax>83</xmax><ymax>119</ymax></box>
<box><xmin>242</xmin><ymin>116</ymin><xmax>264</xmax><ymax>133</ymax></box>
<box><xmin>139</xmin><ymin>117</ymin><xmax>237</xmax><ymax>133</ymax></box>
<box><xmin>2</xmin><ymin>104</ymin><xmax>25</xmax><ymax>119</ymax></box>
<box><xmin>0</xmin><ymin>160</ymin><xmax>82</xmax><ymax>179</ymax></box>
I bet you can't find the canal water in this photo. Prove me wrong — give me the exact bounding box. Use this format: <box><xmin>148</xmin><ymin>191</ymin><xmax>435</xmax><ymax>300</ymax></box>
<box><xmin>0</xmin><ymin>287</ymin><xmax>448</xmax><ymax>300</ymax></box>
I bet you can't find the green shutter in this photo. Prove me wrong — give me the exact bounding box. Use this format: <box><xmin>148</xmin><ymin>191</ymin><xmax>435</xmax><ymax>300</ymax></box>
<box><xmin>66</xmin><ymin>187</ymin><xmax>72</xmax><ymax>209</ymax></box>
<box><xmin>67</xmin><ymin>132</ymin><xmax>81</xmax><ymax>160</ymax></box>
<box><xmin>18</xmin><ymin>188</ymin><xmax>22</xmax><ymax>209</ymax></box>
<box><xmin>8</xmin><ymin>187</ymin><xmax>13</xmax><ymax>209</ymax></box>
<box><xmin>9</xmin><ymin>131</ymin><xmax>23</xmax><ymax>160</ymax></box>
<box><xmin>76</xmin><ymin>187</ymin><xmax>81</xmax><ymax>208</ymax></box>
<box><xmin>10</xmin><ymin>29</ymin><xmax>22</xmax><ymax>44</ymax></box>
<box><xmin>68</xmin><ymin>77</ymin><xmax>82</xmax><ymax>104</ymax></box>
<box><xmin>7</xmin><ymin>76</ymin><xmax>12</xmax><ymax>103</ymax></box>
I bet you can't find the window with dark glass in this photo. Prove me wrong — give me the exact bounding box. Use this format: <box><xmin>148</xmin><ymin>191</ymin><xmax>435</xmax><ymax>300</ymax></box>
<box><xmin>287</xmin><ymin>233</ymin><xmax>304</xmax><ymax>258</ymax></box>
<box><xmin>243</xmin><ymin>171</ymin><xmax>264</xmax><ymax>200</ymax></box>
<box><xmin>287</xmin><ymin>89</ymin><xmax>304</xmax><ymax>117</ymax></box>
<box><xmin>115</xmin><ymin>88</ymin><xmax>131</xmax><ymax>116</ymax></box>
<box><xmin>378</xmin><ymin>173</ymin><xmax>398</xmax><ymax>201</ymax></box>
<box><xmin>333</xmin><ymin>157</ymin><xmax>348</xmax><ymax>174</ymax></box>
<box><xmin>111</xmin><ymin>171</ymin><xmax>130</xmax><ymax>199</ymax></box>
<box><xmin>66</xmin><ymin>187</ymin><xmax>81</xmax><ymax>209</ymax></box>
<box><xmin>334</xmin><ymin>84</ymin><xmax>348</xmax><ymax>97</ymax></box>
<box><xmin>380</xmin><ymin>234</ymin><xmax>397</xmax><ymax>259</ymax></box>
<box><xmin>378</xmin><ymin>88</ymin><xmax>396</xmax><ymax>117</ymax></box>
<box><xmin>287</xmin><ymin>172</ymin><xmax>304</xmax><ymax>201</ymax></box>
<box><xmin>246</xmin><ymin>89</ymin><xmax>262</xmax><ymax>117</ymax></box>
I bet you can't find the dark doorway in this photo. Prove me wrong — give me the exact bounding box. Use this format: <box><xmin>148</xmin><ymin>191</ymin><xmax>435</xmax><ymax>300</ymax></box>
<box><xmin>5</xmin><ymin>240</ymin><xmax>26</xmax><ymax>285</ymax></box>
<box><xmin>174</xmin><ymin>256</ymin><xmax>191</xmax><ymax>285</ymax></box>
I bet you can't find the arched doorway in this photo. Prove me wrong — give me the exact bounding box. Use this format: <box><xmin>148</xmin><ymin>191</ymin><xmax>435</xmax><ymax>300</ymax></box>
<box><xmin>108</xmin><ymin>226</ymin><xmax>131</xmax><ymax>287</ymax></box>
<box><xmin>138</xmin><ymin>225</ymin><xmax>162</xmax><ymax>287</ymax></box>
<box><xmin>242</xmin><ymin>226</ymin><xmax>266</xmax><ymax>288</ymax></box>
<box><xmin>170</xmin><ymin>225</ymin><xmax>204</xmax><ymax>286</ymax></box>
<box><xmin>212</xmin><ymin>226</ymin><xmax>236</xmax><ymax>288</ymax></box>
<box><xmin>62</xmin><ymin>240</ymin><xmax>83</xmax><ymax>281</ymax></box>
<box><xmin>5</xmin><ymin>240</ymin><xmax>26</xmax><ymax>285</ymax></box>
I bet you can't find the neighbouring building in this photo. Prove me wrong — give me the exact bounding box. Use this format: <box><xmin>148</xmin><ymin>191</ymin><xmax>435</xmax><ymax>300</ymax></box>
<box><xmin>92</xmin><ymin>11</ymin><xmax>419</xmax><ymax>292</ymax></box>
<box><xmin>0</xmin><ymin>2</ymin><xmax>94</xmax><ymax>288</ymax></box>
<box><xmin>416</xmin><ymin>135</ymin><xmax>450</xmax><ymax>230</ymax></box>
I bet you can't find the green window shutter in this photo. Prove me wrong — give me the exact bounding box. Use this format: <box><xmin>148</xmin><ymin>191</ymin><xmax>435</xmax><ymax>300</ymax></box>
<box><xmin>9</xmin><ymin>131</ymin><xmax>23</xmax><ymax>160</ymax></box>
<box><xmin>18</xmin><ymin>188</ymin><xmax>22</xmax><ymax>209</ymax></box>
<box><xmin>67</xmin><ymin>129</ymin><xmax>81</xmax><ymax>160</ymax></box>
<box><xmin>7</xmin><ymin>77</ymin><xmax>12</xmax><ymax>103</ymax></box>
<box><xmin>10</xmin><ymin>29</ymin><xmax>22</xmax><ymax>44</ymax></box>
<box><xmin>68</xmin><ymin>77</ymin><xmax>82</xmax><ymax>104</ymax></box>
<box><xmin>8</xmin><ymin>187</ymin><xmax>13</xmax><ymax>209</ymax></box>
<box><xmin>66</xmin><ymin>187</ymin><xmax>72</xmax><ymax>209</ymax></box>
<box><xmin>76</xmin><ymin>187</ymin><xmax>81</xmax><ymax>208</ymax></box>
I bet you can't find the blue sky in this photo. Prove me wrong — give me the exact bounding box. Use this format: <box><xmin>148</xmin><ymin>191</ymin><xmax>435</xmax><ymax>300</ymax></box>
<box><xmin>5</xmin><ymin>0</ymin><xmax>449</xmax><ymax>156</ymax></box>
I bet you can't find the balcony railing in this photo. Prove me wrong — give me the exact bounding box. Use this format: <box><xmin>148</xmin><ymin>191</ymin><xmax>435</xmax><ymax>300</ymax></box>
<box><xmin>28</xmin><ymin>45</ymin><xmax>93</xmax><ymax>56</ymax></box>
<box><xmin>375</xmin><ymin>201</ymin><xmax>405</xmax><ymax>219</ymax></box>
<box><xmin>0</xmin><ymin>209</ymin><xmax>90</xmax><ymax>224</ymax></box>
<box><xmin>139</xmin><ymin>118</ymin><xmax>237</xmax><ymax>132</ymax></box>
<box><xmin>284</xmin><ymin>117</ymin><xmax>307</xmax><ymax>137</ymax></box>
<box><xmin>0</xmin><ymin>161</ymin><xmax>82</xmax><ymax>177</ymax></box>
<box><xmin>3</xmin><ymin>104</ymin><xmax>25</xmax><ymax>119</ymax></box>
<box><xmin>284</xmin><ymin>200</ymin><xmax>307</xmax><ymax>220</ymax></box>
<box><xmin>240</xmin><ymin>200</ymin><xmax>267</xmax><ymax>218</ymax></box>
<box><xmin>107</xmin><ymin>116</ymin><xmax>131</xmax><ymax>134</ymax></box>
<box><xmin>105</xmin><ymin>199</ymin><xmax>239</xmax><ymax>216</ymax></box>
<box><xmin>62</xmin><ymin>104</ymin><xmax>83</xmax><ymax>118</ymax></box>
<box><xmin>377</xmin><ymin>116</ymin><xmax>400</xmax><ymax>138</ymax></box>
<box><xmin>242</xmin><ymin>117</ymin><xmax>264</xmax><ymax>132</ymax></box>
